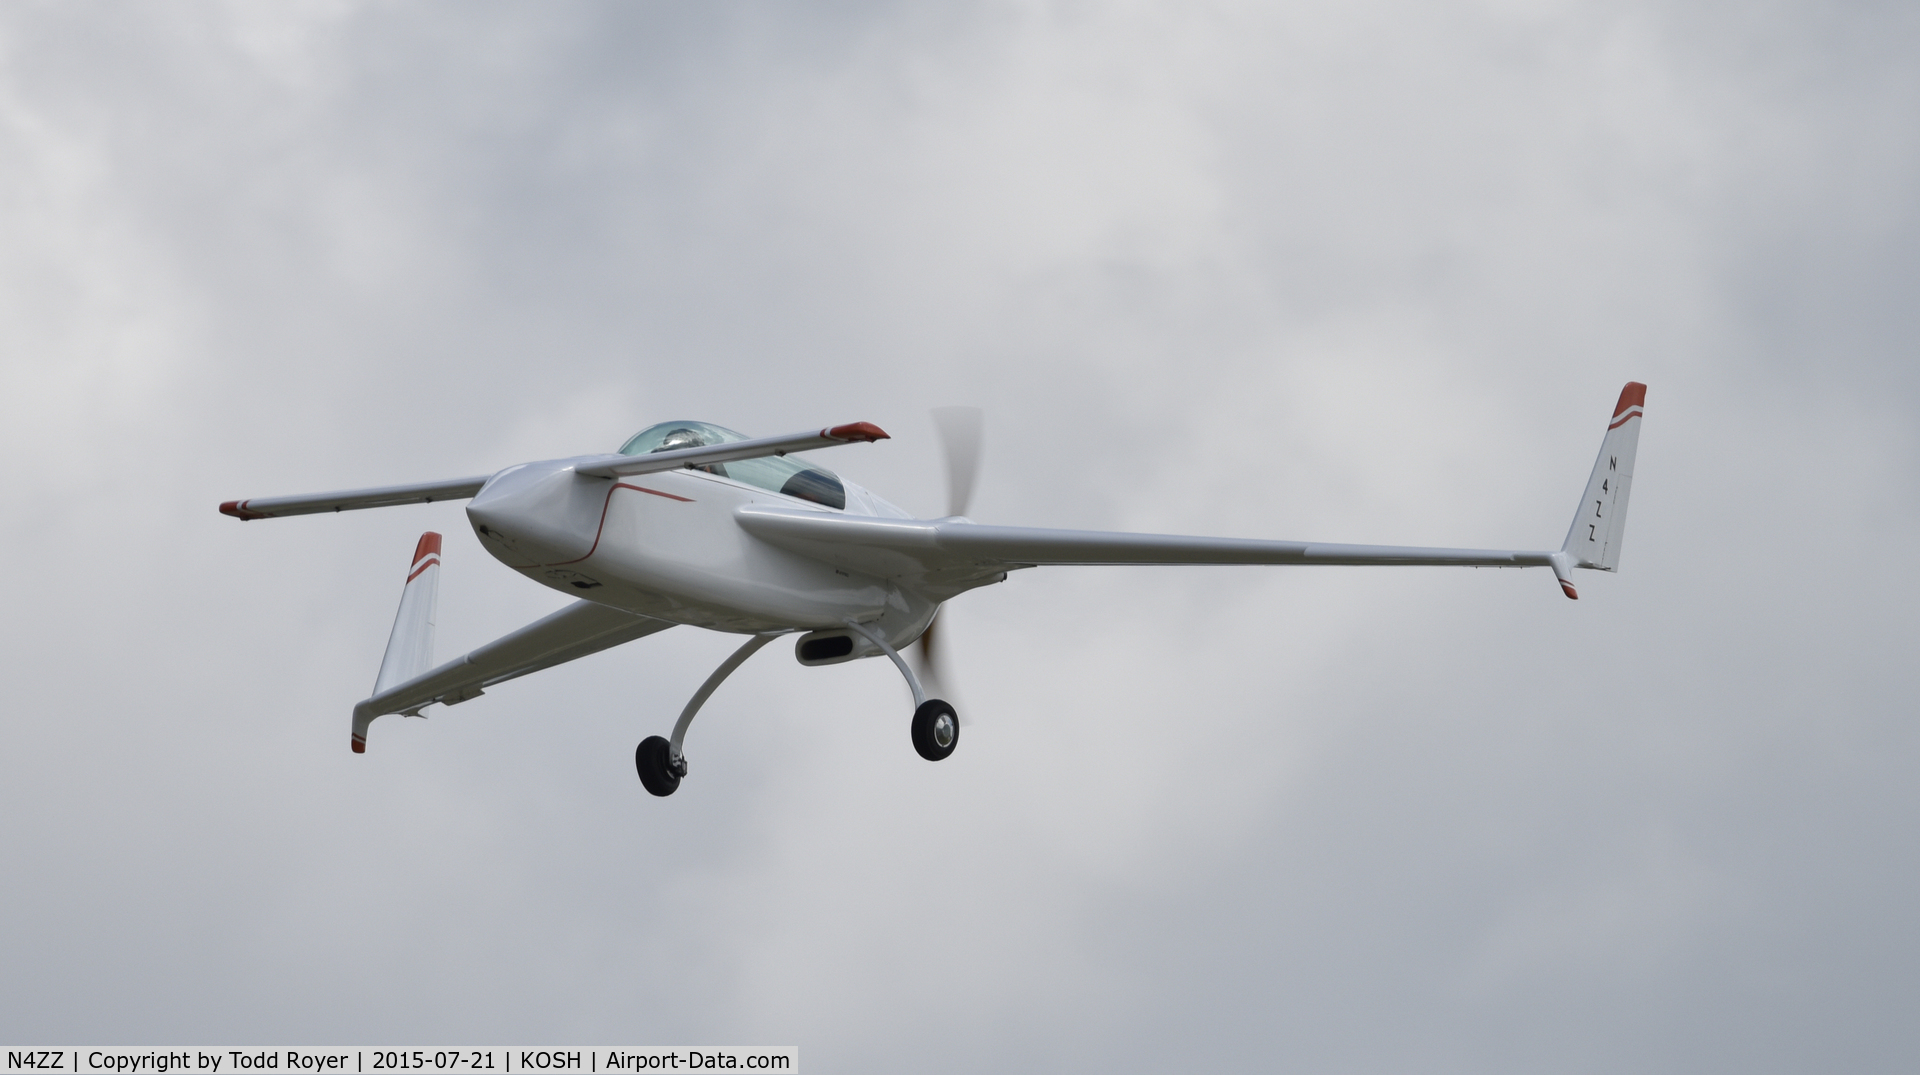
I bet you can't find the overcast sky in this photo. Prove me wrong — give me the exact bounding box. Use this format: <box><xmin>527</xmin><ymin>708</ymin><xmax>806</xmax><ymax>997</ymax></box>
<box><xmin>3</xmin><ymin>3</ymin><xmax>1917</xmax><ymax>1071</ymax></box>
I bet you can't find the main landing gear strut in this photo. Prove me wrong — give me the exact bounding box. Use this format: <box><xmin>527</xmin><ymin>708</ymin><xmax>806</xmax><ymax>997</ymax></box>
<box><xmin>635</xmin><ymin>620</ymin><xmax>959</xmax><ymax>797</ymax></box>
<box><xmin>845</xmin><ymin>619</ymin><xmax>958</xmax><ymax>763</ymax></box>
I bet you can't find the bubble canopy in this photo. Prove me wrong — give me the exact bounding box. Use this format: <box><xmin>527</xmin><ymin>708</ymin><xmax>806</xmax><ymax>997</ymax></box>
<box><xmin>617</xmin><ymin>421</ymin><xmax>847</xmax><ymax>510</ymax></box>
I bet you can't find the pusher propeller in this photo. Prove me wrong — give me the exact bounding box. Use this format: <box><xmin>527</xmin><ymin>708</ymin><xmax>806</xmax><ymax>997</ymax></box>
<box><xmin>932</xmin><ymin>405</ymin><xmax>984</xmax><ymax>518</ymax></box>
<box><xmin>912</xmin><ymin>406</ymin><xmax>984</xmax><ymax>713</ymax></box>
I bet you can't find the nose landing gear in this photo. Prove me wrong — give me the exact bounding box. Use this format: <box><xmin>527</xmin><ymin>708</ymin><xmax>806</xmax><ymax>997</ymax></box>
<box><xmin>634</xmin><ymin>735</ymin><xmax>681</xmax><ymax>796</ymax></box>
<box><xmin>634</xmin><ymin>632</ymin><xmax>779</xmax><ymax>797</ymax></box>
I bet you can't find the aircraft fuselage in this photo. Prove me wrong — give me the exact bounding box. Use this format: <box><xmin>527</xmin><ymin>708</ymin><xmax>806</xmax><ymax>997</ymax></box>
<box><xmin>466</xmin><ymin>457</ymin><xmax>941</xmax><ymax>645</ymax></box>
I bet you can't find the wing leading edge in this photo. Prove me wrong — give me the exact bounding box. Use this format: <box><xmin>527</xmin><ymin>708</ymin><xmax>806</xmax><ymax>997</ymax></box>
<box><xmin>350</xmin><ymin>599</ymin><xmax>675</xmax><ymax>752</ymax></box>
<box><xmin>735</xmin><ymin>505</ymin><xmax>1565</xmax><ymax>589</ymax></box>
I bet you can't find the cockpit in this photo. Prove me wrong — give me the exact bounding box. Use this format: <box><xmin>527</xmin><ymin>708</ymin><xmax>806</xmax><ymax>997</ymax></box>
<box><xmin>618</xmin><ymin>421</ymin><xmax>847</xmax><ymax>510</ymax></box>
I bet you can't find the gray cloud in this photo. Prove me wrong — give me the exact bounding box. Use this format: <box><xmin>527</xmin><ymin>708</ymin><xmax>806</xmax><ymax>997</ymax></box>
<box><xmin>2</xmin><ymin>2</ymin><xmax>1917</xmax><ymax>1070</ymax></box>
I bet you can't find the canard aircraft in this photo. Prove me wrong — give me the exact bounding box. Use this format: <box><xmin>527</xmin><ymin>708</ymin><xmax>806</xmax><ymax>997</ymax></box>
<box><xmin>221</xmin><ymin>383</ymin><xmax>1646</xmax><ymax>796</ymax></box>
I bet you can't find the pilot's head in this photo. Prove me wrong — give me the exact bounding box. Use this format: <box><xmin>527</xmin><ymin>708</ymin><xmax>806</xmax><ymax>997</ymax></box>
<box><xmin>654</xmin><ymin>428</ymin><xmax>709</xmax><ymax>453</ymax></box>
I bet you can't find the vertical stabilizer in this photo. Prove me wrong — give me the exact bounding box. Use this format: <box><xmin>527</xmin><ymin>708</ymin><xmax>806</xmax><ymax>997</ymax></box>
<box><xmin>358</xmin><ymin>532</ymin><xmax>442</xmax><ymax>752</ymax></box>
<box><xmin>1563</xmin><ymin>383</ymin><xmax>1646</xmax><ymax>572</ymax></box>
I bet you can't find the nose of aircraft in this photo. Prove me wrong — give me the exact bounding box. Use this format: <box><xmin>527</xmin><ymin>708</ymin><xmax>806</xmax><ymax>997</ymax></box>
<box><xmin>466</xmin><ymin>457</ymin><xmax>612</xmax><ymax>566</ymax></box>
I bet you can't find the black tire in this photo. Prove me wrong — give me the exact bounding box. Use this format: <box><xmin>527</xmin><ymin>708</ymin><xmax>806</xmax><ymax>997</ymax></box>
<box><xmin>635</xmin><ymin>735</ymin><xmax>681</xmax><ymax>797</ymax></box>
<box><xmin>911</xmin><ymin>699</ymin><xmax>959</xmax><ymax>762</ymax></box>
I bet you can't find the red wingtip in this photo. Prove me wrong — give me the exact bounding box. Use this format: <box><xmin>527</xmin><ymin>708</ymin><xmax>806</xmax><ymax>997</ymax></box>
<box><xmin>412</xmin><ymin>531</ymin><xmax>444</xmax><ymax>564</ymax></box>
<box><xmin>220</xmin><ymin>500</ymin><xmax>269</xmax><ymax>521</ymax></box>
<box><xmin>351</xmin><ymin>736</ymin><xmax>366</xmax><ymax>754</ymax></box>
<box><xmin>1560</xmin><ymin>579</ymin><xmax>1579</xmax><ymax>600</ymax></box>
<box><xmin>826</xmin><ymin>421</ymin><xmax>890</xmax><ymax>443</ymax></box>
<box><xmin>1613</xmin><ymin>382</ymin><xmax>1648</xmax><ymax>418</ymax></box>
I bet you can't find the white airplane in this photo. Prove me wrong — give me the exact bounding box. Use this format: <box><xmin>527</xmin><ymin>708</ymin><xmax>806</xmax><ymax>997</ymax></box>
<box><xmin>222</xmin><ymin>383</ymin><xmax>1646</xmax><ymax>796</ymax></box>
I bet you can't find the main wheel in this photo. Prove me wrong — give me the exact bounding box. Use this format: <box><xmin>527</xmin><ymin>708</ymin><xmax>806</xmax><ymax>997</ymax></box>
<box><xmin>911</xmin><ymin>699</ymin><xmax>959</xmax><ymax>761</ymax></box>
<box><xmin>635</xmin><ymin>735</ymin><xmax>681</xmax><ymax>797</ymax></box>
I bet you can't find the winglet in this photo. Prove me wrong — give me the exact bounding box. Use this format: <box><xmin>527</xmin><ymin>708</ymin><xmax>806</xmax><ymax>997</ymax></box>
<box><xmin>360</xmin><ymin>532</ymin><xmax>444</xmax><ymax>752</ymax></box>
<box><xmin>1564</xmin><ymin>382</ymin><xmax>1647</xmax><ymax>572</ymax></box>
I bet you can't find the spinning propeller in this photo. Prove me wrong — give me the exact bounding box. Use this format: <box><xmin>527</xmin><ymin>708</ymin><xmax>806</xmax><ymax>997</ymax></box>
<box><xmin>911</xmin><ymin>406</ymin><xmax>983</xmax><ymax>709</ymax></box>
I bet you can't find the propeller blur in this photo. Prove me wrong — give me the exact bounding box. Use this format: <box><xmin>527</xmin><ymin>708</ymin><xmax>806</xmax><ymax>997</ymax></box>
<box><xmin>220</xmin><ymin>386</ymin><xmax>1647</xmax><ymax>797</ymax></box>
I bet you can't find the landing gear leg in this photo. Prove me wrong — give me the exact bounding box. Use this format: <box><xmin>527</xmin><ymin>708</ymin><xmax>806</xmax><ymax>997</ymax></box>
<box><xmin>635</xmin><ymin>632</ymin><xmax>780</xmax><ymax>797</ymax></box>
<box><xmin>846</xmin><ymin>619</ymin><xmax>959</xmax><ymax>762</ymax></box>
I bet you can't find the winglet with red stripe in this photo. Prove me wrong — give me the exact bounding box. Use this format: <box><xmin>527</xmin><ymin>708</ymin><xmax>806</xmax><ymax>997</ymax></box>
<box><xmin>360</xmin><ymin>532</ymin><xmax>445</xmax><ymax>753</ymax></box>
<box><xmin>1563</xmin><ymin>382</ymin><xmax>1647</xmax><ymax>574</ymax></box>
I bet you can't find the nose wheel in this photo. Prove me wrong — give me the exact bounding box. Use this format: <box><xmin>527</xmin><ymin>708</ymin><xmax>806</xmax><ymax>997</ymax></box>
<box><xmin>911</xmin><ymin>699</ymin><xmax>958</xmax><ymax>761</ymax></box>
<box><xmin>635</xmin><ymin>735</ymin><xmax>682</xmax><ymax>797</ymax></box>
<box><xmin>635</xmin><ymin>633</ymin><xmax>781</xmax><ymax>797</ymax></box>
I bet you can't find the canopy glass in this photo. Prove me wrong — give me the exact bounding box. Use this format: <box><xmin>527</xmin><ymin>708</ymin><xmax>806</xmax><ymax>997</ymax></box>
<box><xmin>617</xmin><ymin>421</ymin><xmax>846</xmax><ymax>510</ymax></box>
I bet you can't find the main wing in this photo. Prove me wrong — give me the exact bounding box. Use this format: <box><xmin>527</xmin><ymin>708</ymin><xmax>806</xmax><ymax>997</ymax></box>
<box><xmin>735</xmin><ymin>505</ymin><xmax>1566</xmax><ymax>592</ymax></box>
<box><xmin>736</xmin><ymin>381</ymin><xmax>1646</xmax><ymax>602</ymax></box>
<box><xmin>350</xmin><ymin>599</ymin><xmax>675</xmax><ymax>752</ymax></box>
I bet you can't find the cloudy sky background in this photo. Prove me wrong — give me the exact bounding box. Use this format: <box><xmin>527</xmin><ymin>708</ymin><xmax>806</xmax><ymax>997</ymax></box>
<box><xmin>2</xmin><ymin>2</ymin><xmax>1917</xmax><ymax>1070</ymax></box>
